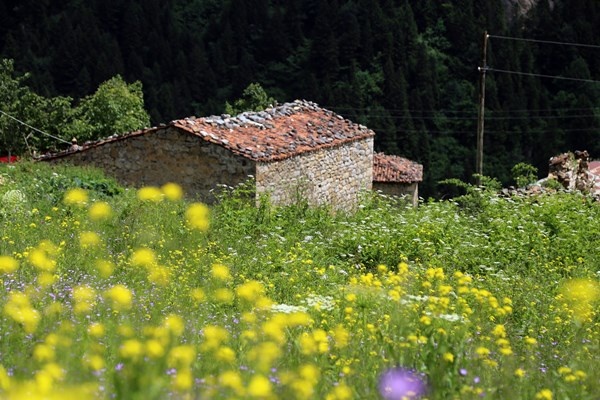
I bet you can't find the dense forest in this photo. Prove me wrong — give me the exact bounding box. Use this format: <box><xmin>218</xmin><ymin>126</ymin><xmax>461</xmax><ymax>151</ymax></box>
<box><xmin>1</xmin><ymin>0</ymin><xmax>599</xmax><ymax>196</ymax></box>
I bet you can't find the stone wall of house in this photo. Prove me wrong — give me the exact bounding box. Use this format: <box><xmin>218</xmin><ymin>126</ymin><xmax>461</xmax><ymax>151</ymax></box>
<box><xmin>45</xmin><ymin>127</ymin><xmax>255</xmax><ymax>203</ymax></box>
<box><xmin>373</xmin><ymin>182</ymin><xmax>419</xmax><ymax>207</ymax></box>
<box><xmin>255</xmin><ymin>138</ymin><xmax>373</xmax><ymax>211</ymax></box>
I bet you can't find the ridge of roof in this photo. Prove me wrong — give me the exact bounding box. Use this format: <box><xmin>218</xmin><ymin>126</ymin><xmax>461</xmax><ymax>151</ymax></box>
<box><xmin>37</xmin><ymin>100</ymin><xmax>375</xmax><ymax>162</ymax></box>
<box><xmin>373</xmin><ymin>152</ymin><xmax>423</xmax><ymax>183</ymax></box>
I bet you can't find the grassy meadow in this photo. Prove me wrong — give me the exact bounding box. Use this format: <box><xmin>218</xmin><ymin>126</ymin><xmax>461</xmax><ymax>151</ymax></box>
<box><xmin>0</xmin><ymin>162</ymin><xmax>599</xmax><ymax>400</ymax></box>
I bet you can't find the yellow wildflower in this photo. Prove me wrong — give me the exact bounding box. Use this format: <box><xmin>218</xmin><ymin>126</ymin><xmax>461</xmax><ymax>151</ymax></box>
<box><xmin>248</xmin><ymin>342</ymin><xmax>281</xmax><ymax>372</ymax></box>
<box><xmin>163</xmin><ymin>314</ymin><xmax>185</xmax><ymax>336</ymax></box>
<box><xmin>0</xmin><ymin>255</ymin><xmax>18</xmax><ymax>274</ymax></box>
<box><xmin>247</xmin><ymin>374</ymin><xmax>272</xmax><ymax>398</ymax></box>
<box><xmin>88</xmin><ymin>201</ymin><xmax>112</xmax><ymax>221</ymax></box>
<box><xmin>148</xmin><ymin>265</ymin><xmax>170</xmax><ymax>286</ymax></box>
<box><xmin>559</xmin><ymin>278</ymin><xmax>600</xmax><ymax>321</ymax></box>
<box><xmin>130</xmin><ymin>248</ymin><xmax>156</xmax><ymax>267</ymax></box>
<box><xmin>185</xmin><ymin>202</ymin><xmax>210</xmax><ymax>231</ymax></box>
<box><xmin>202</xmin><ymin>326</ymin><xmax>229</xmax><ymax>350</ymax></box>
<box><xmin>236</xmin><ymin>280</ymin><xmax>265</xmax><ymax>303</ymax></box>
<box><xmin>332</xmin><ymin>324</ymin><xmax>349</xmax><ymax>348</ymax></box>
<box><xmin>299</xmin><ymin>364</ymin><xmax>320</xmax><ymax>384</ymax></box>
<box><xmin>262</xmin><ymin>319</ymin><xmax>286</xmax><ymax>344</ymax></box>
<box><xmin>146</xmin><ymin>339</ymin><xmax>165</xmax><ymax>358</ymax></box>
<box><xmin>38</xmin><ymin>272</ymin><xmax>57</xmax><ymax>287</ymax></box>
<box><xmin>88</xmin><ymin>322</ymin><xmax>105</xmax><ymax>338</ymax></box>
<box><xmin>72</xmin><ymin>285</ymin><xmax>96</xmax><ymax>314</ymax></box>
<box><xmin>33</xmin><ymin>344</ymin><xmax>55</xmax><ymax>362</ymax></box>
<box><xmin>211</xmin><ymin>263</ymin><xmax>232</xmax><ymax>281</ymax></box>
<box><xmin>475</xmin><ymin>347</ymin><xmax>490</xmax><ymax>357</ymax></box>
<box><xmin>4</xmin><ymin>292</ymin><xmax>40</xmax><ymax>333</ymax></box>
<box><xmin>0</xmin><ymin>364</ymin><xmax>11</xmax><ymax>390</ymax></box>
<box><xmin>105</xmin><ymin>285</ymin><xmax>133</xmax><ymax>310</ymax></box>
<box><xmin>120</xmin><ymin>339</ymin><xmax>143</xmax><ymax>359</ymax></box>
<box><xmin>220</xmin><ymin>370</ymin><xmax>244</xmax><ymax>395</ymax></box>
<box><xmin>557</xmin><ymin>366</ymin><xmax>572</xmax><ymax>375</ymax></box>
<box><xmin>214</xmin><ymin>288</ymin><xmax>234</xmax><ymax>304</ymax></box>
<box><xmin>161</xmin><ymin>182</ymin><xmax>184</xmax><ymax>201</ymax></box>
<box><xmin>492</xmin><ymin>324</ymin><xmax>507</xmax><ymax>338</ymax></box>
<box><xmin>345</xmin><ymin>293</ymin><xmax>357</xmax><ymax>302</ymax></box>
<box><xmin>499</xmin><ymin>347</ymin><xmax>513</xmax><ymax>356</ymax></box>
<box><xmin>216</xmin><ymin>346</ymin><xmax>236</xmax><ymax>363</ymax></box>
<box><xmin>326</xmin><ymin>382</ymin><xmax>353</xmax><ymax>400</ymax></box>
<box><xmin>172</xmin><ymin>368</ymin><xmax>193</xmax><ymax>391</ymax></box>
<box><xmin>63</xmin><ymin>188</ymin><xmax>88</xmax><ymax>206</ymax></box>
<box><xmin>191</xmin><ymin>288</ymin><xmax>206</xmax><ymax>303</ymax></box>
<box><xmin>524</xmin><ymin>336</ymin><xmax>537</xmax><ymax>346</ymax></box>
<box><xmin>137</xmin><ymin>186</ymin><xmax>163</xmax><ymax>202</ymax></box>
<box><xmin>95</xmin><ymin>259</ymin><xmax>114</xmax><ymax>278</ymax></box>
<box><xmin>535</xmin><ymin>389</ymin><xmax>553</xmax><ymax>400</ymax></box>
<box><xmin>168</xmin><ymin>345</ymin><xmax>196</xmax><ymax>368</ymax></box>
<box><xmin>574</xmin><ymin>370</ymin><xmax>587</xmax><ymax>380</ymax></box>
<box><xmin>29</xmin><ymin>248</ymin><xmax>56</xmax><ymax>272</ymax></box>
<box><xmin>86</xmin><ymin>354</ymin><xmax>104</xmax><ymax>371</ymax></box>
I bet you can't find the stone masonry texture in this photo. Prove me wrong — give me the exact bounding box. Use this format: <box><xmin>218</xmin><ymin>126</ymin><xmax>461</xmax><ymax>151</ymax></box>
<box><xmin>256</xmin><ymin>138</ymin><xmax>374</xmax><ymax>210</ymax></box>
<box><xmin>46</xmin><ymin>127</ymin><xmax>255</xmax><ymax>203</ymax></box>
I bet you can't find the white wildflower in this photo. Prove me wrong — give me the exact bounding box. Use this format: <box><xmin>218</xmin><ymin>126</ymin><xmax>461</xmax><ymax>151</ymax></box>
<box><xmin>270</xmin><ymin>304</ymin><xmax>308</xmax><ymax>314</ymax></box>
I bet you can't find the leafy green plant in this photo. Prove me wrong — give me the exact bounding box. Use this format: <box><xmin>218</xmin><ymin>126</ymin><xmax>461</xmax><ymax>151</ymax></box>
<box><xmin>1</xmin><ymin>165</ymin><xmax>600</xmax><ymax>399</ymax></box>
<box><xmin>438</xmin><ymin>174</ymin><xmax>501</xmax><ymax>214</ymax></box>
<box><xmin>224</xmin><ymin>83</ymin><xmax>277</xmax><ymax>115</ymax></box>
<box><xmin>511</xmin><ymin>162</ymin><xmax>539</xmax><ymax>188</ymax></box>
<box><xmin>542</xmin><ymin>177</ymin><xmax>564</xmax><ymax>191</ymax></box>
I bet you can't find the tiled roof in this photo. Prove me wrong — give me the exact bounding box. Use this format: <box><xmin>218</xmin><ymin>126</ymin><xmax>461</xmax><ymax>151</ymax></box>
<box><xmin>38</xmin><ymin>100</ymin><xmax>375</xmax><ymax>163</ymax></box>
<box><xmin>373</xmin><ymin>152</ymin><xmax>423</xmax><ymax>183</ymax></box>
<box><xmin>589</xmin><ymin>161</ymin><xmax>600</xmax><ymax>195</ymax></box>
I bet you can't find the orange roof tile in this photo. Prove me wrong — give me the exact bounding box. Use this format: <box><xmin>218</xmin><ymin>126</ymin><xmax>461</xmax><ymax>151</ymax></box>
<box><xmin>373</xmin><ymin>152</ymin><xmax>423</xmax><ymax>183</ymax></box>
<box><xmin>38</xmin><ymin>100</ymin><xmax>375</xmax><ymax>162</ymax></box>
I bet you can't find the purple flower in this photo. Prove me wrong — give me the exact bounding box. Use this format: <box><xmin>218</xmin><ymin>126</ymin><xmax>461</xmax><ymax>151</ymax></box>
<box><xmin>459</xmin><ymin>368</ymin><xmax>468</xmax><ymax>376</ymax></box>
<box><xmin>378</xmin><ymin>368</ymin><xmax>427</xmax><ymax>400</ymax></box>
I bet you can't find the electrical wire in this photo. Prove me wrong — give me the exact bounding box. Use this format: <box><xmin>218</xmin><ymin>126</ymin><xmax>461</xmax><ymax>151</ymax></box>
<box><xmin>484</xmin><ymin>67</ymin><xmax>600</xmax><ymax>84</ymax></box>
<box><xmin>330</xmin><ymin>112</ymin><xmax>599</xmax><ymax>121</ymax></box>
<box><xmin>365</xmin><ymin>127</ymin><xmax>600</xmax><ymax>135</ymax></box>
<box><xmin>0</xmin><ymin>109</ymin><xmax>71</xmax><ymax>145</ymax></box>
<box><xmin>326</xmin><ymin>105</ymin><xmax>600</xmax><ymax>115</ymax></box>
<box><xmin>488</xmin><ymin>34</ymin><xmax>600</xmax><ymax>49</ymax></box>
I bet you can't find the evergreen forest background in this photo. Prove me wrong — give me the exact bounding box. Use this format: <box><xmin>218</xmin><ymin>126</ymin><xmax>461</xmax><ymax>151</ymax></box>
<box><xmin>1</xmin><ymin>0</ymin><xmax>599</xmax><ymax>197</ymax></box>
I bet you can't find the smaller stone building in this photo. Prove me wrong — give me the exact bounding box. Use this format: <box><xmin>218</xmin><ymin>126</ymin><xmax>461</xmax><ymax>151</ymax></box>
<box><xmin>373</xmin><ymin>153</ymin><xmax>423</xmax><ymax>206</ymax></box>
<box><xmin>40</xmin><ymin>100</ymin><xmax>375</xmax><ymax>211</ymax></box>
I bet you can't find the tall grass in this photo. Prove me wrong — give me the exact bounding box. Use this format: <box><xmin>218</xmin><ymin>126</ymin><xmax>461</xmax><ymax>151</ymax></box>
<box><xmin>0</xmin><ymin>162</ymin><xmax>599</xmax><ymax>399</ymax></box>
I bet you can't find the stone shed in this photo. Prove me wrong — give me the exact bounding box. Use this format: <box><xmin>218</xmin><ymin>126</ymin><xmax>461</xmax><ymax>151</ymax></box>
<box><xmin>373</xmin><ymin>153</ymin><xmax>423</xmax><ymax>206</ymax></box>
<box><xmin>40</xmin><ymin>100</ymin><xmax>375</xmax><ymax>211</ymax></box>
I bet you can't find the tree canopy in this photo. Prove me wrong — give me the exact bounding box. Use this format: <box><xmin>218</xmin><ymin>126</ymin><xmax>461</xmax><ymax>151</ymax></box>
<box><xmin>1</xmin><ymin>0</ymin><xmax>599</xmax><ymax>196</ymax></box>
<box><xmin>0</xmin><ymin>59</ymin><xmax>150</xmax><ymax>155</ymax></box>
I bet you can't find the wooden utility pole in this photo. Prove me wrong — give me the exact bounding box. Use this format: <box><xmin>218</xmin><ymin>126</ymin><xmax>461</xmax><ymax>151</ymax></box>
<box><xmin>476</xmin><ymin>31</ymin><xmax>488</xmax><ymax>185</ymax></box>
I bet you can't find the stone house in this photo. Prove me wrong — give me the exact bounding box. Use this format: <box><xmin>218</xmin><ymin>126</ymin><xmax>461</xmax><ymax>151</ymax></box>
<box><xmin>373</xmin><ymin>153</ymin><xmax>423</xmax><ymax>206</ymax></box>
<box><xmin>40</xmin><ymin>100</ymin><xmax>376</xmax><ymax>211</ymax></box>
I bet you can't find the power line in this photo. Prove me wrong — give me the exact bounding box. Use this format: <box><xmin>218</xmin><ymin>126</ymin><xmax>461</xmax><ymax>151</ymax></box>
<box><xmin>488</xmin><ymin>34</ymin><xmax>600</xmax><ymax>49</ymax></box>
<box><xmin>326</xmin><ymin>105</ymin><xmax>600</xmax><ymax>115</ymax></box>
<box><xmin>0</xmin><ymin>109</ymin><xmax>71</xmax><ymax>145</ymax></box>
<box><xmin>366</xmin><ymin>127</ymin><xmax>600</xmax><ymax>135</ymax></box>
<box><xmin>331</xmin><ymin>112</ymin><xmax>599</xmax><ymax>121</ymax></box>
<box><xmin>484</xmin><ymin>66</ymin><xmax>600</xmax><ymax>84</ymax></box>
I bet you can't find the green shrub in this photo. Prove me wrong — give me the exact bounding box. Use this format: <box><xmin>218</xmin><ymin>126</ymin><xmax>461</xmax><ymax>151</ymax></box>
<box><xmin>511</xmin><ymin>162</ymin><xmax>539</xmax><ymax>188</ymax></box>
